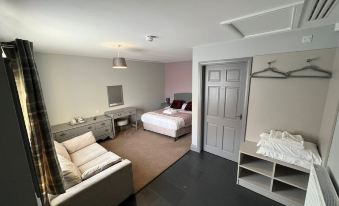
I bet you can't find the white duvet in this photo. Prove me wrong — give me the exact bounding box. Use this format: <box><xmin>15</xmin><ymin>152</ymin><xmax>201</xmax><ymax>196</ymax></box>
<box><xmin>141</xmin><ymin>109</ymin><xmax>191</xmax><ymax>130</ymax></box>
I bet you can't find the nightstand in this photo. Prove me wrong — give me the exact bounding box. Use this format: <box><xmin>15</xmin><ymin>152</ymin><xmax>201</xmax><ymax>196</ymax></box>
<box><xmin>160</xmin><ymin>102</ymin><xmax>170</xmax><ymax>108</ymax></box>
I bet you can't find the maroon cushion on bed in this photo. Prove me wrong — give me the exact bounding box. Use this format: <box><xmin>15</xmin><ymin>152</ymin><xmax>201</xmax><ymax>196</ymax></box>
<box><xmin>170</xmin><ymin>100</ymin><xmax>185</xmax><ymax>109</ymax></box>
<box><xmin>185</xmin><ymin>102</ymin><xmax>192</xmax><ymax>111</ymax></box>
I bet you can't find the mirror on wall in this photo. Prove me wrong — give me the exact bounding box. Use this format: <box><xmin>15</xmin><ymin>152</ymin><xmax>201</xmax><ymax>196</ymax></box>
<box><xmin>107</xmin><ymin>85</ymin><xmax>124</xmax><ymax>107</ymax></box>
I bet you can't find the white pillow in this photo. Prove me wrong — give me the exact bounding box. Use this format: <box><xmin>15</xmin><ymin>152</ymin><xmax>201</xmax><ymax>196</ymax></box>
<box><xmin>57</xmin><ymin>154</ymin><xmax>82</xmax><ymax>189</ymax></box>
<box><xmin>54</xmin><ymin>141</ymin><xmax>71</xmax><ymax>161</ymax></box>
<box><xmin>62</xmin><ymin>131</ymin><xmax>96</xmax><ymax>154</ymax></box>
<box><xmin>181</xmin><ymin>103</ymin><xmax>187</xmax><ymax>110</ymax></box>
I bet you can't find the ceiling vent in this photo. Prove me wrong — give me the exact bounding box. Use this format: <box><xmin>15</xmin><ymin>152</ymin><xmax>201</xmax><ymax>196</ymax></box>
<box><xmin>304</xmin><ymin>0</ymin><xmax>338</xmax><ymax>22</ymax></box>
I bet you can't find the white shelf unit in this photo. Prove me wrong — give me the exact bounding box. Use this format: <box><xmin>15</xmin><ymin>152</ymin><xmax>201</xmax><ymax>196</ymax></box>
<box><xmin>237</xmin><ymin>141</ymin><xmax>310</xmax><ymax>206</ymax></box>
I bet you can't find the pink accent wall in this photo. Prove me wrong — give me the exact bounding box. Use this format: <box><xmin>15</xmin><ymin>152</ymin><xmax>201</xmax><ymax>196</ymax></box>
<box><xmin>164</xmin><ymin>61</ymin><xmax>192</xmax><ymax>101</ymax></box>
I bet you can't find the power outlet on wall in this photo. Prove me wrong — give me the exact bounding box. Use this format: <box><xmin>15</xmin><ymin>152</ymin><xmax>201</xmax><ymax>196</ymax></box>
<box><xmin>302</xmin><ymin>35</ymin><xmax>313</xmax><ymax>44</ymax></box>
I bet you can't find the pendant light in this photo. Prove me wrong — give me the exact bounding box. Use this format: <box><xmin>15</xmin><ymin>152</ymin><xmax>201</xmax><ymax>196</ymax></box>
<box><xmin>112</xmin><ymin>45</ymin><xmax>127</xmax><ymax>69</ymax></box>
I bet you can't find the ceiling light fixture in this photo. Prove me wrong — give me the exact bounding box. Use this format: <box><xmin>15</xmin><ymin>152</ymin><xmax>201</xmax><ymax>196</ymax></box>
<box><xmin>112</xmin><ymin>45</ymin><xmax>127</xmax><ymax>69</ymax></box>
<box><xmin>145</xmin><ymin>35</ymin><xmax>158</xmax><ymax>42</ymax></box>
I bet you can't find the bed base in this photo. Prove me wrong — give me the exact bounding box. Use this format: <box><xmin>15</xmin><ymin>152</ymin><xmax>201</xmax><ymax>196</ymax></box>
<box><xmin>143</xmin><ymin>123</ymin><xmax>191</xmax><ymax>141</ymax></box>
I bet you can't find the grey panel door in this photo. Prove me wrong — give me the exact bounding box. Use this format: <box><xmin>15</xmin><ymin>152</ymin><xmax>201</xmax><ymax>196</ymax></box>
<box><xmin>204</xmin><ymin>62</ymin><xmax>247</xmax><ymax>161</ymax></box>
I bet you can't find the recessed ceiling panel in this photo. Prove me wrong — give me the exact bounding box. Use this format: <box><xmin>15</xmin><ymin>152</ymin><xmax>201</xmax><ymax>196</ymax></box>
<box><xmin>232</xmin><ymin>7</ymin><xmax>294</xmax><ymax>37</ymax></box>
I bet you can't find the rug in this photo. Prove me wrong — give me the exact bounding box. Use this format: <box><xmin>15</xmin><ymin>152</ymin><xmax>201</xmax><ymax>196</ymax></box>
<box><xmin>100</xmin><ymin>127</ymin><xmax>191</xmax><ymax>192</ymax></box>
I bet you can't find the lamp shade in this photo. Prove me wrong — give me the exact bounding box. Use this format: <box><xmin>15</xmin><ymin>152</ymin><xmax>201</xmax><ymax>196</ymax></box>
<box><xmin>112</xmin><ymin>57</ymin><xmax>127</xmax><ymax>69</ymax></box>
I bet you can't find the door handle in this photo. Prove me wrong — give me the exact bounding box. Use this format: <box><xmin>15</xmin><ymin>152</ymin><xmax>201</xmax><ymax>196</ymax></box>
<box><xmin>235</xmin><ymin>114</ymin><xmax>242</xmax><ymax>120</ymax></box>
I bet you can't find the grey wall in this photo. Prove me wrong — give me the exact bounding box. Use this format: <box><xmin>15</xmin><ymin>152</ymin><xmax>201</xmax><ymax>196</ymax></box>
<box><xmin>192</xmin><ymin>25</ymin><xmax>339</xmax><ymax>152</ymax></box>
<box><xmin>319</xmin><ymin>48</ymin><xmax>339</xmax><ymax>164</ymax></box>
<box><xmin>247</xmin><ymin>49</ymin><xmax>335</xmax><ymax>144</ymax></box>
<box><xmin>327</xmin><ymin>112</ymin><xmax>339</xmax><ymax>193</ymax></box>
<box><xmin>35</xmin><ymin>53</ymin><xmax>165</xmax><ymax>125</ymax></box>
<box><xmin>325</xmin><ymin>48</ymin><xmax>339</xmax><ymax>193</ymax></box>
<box><xmin>0</xmin><ymin>57</ymin><xmax>38</xmax><ymax>206</ymax></box>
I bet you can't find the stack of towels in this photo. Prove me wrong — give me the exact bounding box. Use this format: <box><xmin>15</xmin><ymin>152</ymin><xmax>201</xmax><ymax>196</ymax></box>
<box><xmin>163</xmin><ymin>108</ymin><xmax>178</xmax><ymax>115</ymax></box>
<box><xmin>256</xmin><ymin>130</ymin><xmax>322</xmax><ymax>169</ymax></box>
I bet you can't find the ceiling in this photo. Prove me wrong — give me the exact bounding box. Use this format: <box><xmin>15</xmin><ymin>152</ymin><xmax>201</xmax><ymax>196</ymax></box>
<box><xmin>0</xmin><ymin>0</ymin><xmax>338</xmax><ymax>62</ymax></box>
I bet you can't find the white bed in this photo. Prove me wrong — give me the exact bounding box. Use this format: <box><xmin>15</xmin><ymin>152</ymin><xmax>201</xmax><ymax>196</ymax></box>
<box><xmin>141</xmin><ymin>93</ymin><xmax>192</xmax><ymax>140</ymax></box>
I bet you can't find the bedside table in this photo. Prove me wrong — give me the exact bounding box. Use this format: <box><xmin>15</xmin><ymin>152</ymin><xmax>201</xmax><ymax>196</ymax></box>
<box><xmin>160</xmin><ymin>102</ymin><xmax>170</xmax><ymax>108</ymax></box>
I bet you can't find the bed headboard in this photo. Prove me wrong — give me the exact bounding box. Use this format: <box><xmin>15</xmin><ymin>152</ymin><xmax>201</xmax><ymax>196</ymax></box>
<box><xmin>174</xmin><ymin>93</ymin><xmax>192</xmax><ymax>102</ymax></box>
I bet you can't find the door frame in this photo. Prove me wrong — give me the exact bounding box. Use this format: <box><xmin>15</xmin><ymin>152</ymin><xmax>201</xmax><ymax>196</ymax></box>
<box><xmin>199</xmin><ymin>57</ymin><xmax>252</xmax><ymax>161</ymax></box>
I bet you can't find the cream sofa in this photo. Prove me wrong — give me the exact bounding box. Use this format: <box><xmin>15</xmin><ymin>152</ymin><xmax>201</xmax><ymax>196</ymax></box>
<box><xmin>51</xmin><ymin>132</ymin><xmax>133</xmax><ymax>206</ymax></box>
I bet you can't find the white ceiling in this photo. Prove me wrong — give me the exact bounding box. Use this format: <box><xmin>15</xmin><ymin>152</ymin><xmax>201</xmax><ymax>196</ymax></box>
<box><xmin>0</xmin><ymin>0</ymin><xmax>338</xmax><ymax>62</ymax></box>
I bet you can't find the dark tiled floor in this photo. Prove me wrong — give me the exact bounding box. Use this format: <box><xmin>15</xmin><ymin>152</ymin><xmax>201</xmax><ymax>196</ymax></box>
<box><xmin>120</xmin><ymin>151</ymin><xmax>283</xmax><ymax>206</ymax></box>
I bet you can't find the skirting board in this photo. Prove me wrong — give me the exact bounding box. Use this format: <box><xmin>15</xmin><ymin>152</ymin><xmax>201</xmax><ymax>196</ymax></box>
<box><xmin>190</xmin><ymin>144</ymin><xmax>201</xmax><ymax>153</ymax></box>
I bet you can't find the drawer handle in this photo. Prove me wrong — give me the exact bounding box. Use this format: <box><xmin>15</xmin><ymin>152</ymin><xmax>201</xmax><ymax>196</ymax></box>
<box><xmin>105</xmin><ymin>129</ymin><xmax>109</xmax><ymax>132</ymax></box>
<box><xmin>88</xmin><ymin>126</ymin><xmax>92</xmax><ymax>129</ymax></box>
<box><xmin>60</xmin><ymin>133</ymin><xmax>66</xmax><ymax>137</ymax></box>
<box><xmin>101</xmin><ymin>123</ymin><xmax>105</xmax><ymax>126</ymax></box>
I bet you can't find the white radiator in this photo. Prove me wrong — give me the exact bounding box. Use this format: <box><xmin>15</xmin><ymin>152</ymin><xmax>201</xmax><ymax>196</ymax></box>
<box><xmin>305</xmin><ymin>165</ymin><xmax>339</xmax><ymax>206</ymax></box>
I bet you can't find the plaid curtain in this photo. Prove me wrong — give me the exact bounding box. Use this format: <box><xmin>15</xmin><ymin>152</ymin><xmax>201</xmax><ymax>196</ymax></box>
<box><xmin>6</xmin><ymin>39</ymin><xmax>65</xmax><ymax>205</ymax></box>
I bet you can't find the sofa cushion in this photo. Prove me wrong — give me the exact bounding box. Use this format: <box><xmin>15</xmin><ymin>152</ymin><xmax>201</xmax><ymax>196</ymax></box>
<box><xmin>63</xmin><ymin>131</ymin><xmax>96</xmax><ymax>154</ymax></box>
<box><xmin>70</xmin><ymin>143</ymin><xmax>107</xmax><ymax>167</ymax></box>
<box><xmin>54</xmin><ymin>141</ymin><xmax>71</xmax><ymax>161</ymax></box>
<box><xmin>79</xmin><ymin>152</ymin><xmax>122</xmax><ymax>180</ymax></box>
<box><xmin>57</xmin><ymin>154</ymin><xmax>82</xmax><ymax>190</ymax></box>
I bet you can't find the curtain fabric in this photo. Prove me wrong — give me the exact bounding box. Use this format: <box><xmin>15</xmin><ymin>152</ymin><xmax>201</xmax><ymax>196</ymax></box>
<box><xmin>6</xmin><ymin>39</ymin><xmax>65</xmax><ymax>205</ymax></box>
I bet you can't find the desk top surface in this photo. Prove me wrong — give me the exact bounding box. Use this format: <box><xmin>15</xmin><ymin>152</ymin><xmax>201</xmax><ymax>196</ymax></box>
<box><xmin>104</xmin><ymin>107</ymin><xmax>137</xmax><ymax>115</ymax></box>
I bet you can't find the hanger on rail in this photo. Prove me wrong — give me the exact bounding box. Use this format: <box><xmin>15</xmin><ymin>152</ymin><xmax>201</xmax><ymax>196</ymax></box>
<box><xmin>251</xmin><ymin>60</ymin><xmax>288</xmax><ymax>79</ymax></box>
<box><xmin>287</xmin><ymin>58</ymin><xmax>332</xmax><ymax>78</ymax></box>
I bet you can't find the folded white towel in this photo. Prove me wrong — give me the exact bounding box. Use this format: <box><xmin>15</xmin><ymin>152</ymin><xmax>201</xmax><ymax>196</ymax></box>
<box><xmin>269</xmin><ymin>130</ymin><xmax>283</xmax><ymax>140</ymax></box>
<box><xmin>163</xmin><ymin>108</ymin><xmax>177</xmax><ymax>115</ymax></box>
<box><xmin>258</xmin><ymin>130</ymin><xmax>304</xmax><ymax>150</ymax></box>
<box><xmin>282</xmin><ymin>131</ymin><xmax>304</xmax><ymax>146</ymax></box>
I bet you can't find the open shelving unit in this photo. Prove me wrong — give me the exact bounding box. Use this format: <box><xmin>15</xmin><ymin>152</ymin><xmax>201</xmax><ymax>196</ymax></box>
<box><xmin>237</xmin><ymin>141</ymin><xmax>310</xmax><ymax>206</ymax></box>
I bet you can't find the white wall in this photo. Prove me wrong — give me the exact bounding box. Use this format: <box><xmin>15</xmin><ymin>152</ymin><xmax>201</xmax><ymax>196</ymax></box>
<box><xmin>35</xmin><ymin>53</ymin><xmax>165</xmax><ymax>125</ymax></box>
<box><xmin>247</xmin><ymin>49</ymin><xmax>335</xmax><ymax>143</ymax></box>
<box><xmin>192</xmin><ymin>25</ymin><xmax>339</xmax><ymax>151</ymax></box>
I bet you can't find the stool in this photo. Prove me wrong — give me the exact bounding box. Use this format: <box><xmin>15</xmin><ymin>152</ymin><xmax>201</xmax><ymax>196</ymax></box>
<box><xmin>117</xmin><ymin>119</ymin><xmax>129</xmax><ymax>131</ymax></box>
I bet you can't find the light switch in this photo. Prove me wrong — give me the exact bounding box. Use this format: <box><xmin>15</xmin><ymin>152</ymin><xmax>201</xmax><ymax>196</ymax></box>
<box><xmin>335</xmin><ymin>23</ymin><xmax>339</xmax><ymax>32</ymax></box>
<box><xmin>302</xmin><ymin>35</ymin><xmax>313</xmax><ymax>43</ymax></box>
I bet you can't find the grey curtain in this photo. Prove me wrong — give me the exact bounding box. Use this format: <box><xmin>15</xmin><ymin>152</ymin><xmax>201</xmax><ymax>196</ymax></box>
<box><xmin>4</xmin><ymin>39</ymin><xmax>65</xmax><ymax>206</ymax></box>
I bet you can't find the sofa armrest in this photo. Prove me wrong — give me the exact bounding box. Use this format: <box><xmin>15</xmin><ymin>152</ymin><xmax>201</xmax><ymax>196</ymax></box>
<box><xmin>50</xmin><ymin>159</ymin><xmax>133</xmax><ymax>206</ymax></box>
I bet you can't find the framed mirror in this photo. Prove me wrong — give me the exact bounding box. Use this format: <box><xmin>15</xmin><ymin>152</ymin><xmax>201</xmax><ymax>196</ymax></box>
<box><xmin>107</xmin><ymin>85</ymin><xmax>124</xmax><ymax>107</ymax></box>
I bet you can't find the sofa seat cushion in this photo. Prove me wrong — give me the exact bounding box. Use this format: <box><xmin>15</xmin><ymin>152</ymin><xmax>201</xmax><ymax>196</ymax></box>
<box><xmin>70</xmin><ymin>143</ymin><xmax>107</xmax><ymax>167</ymax></box>
<box><xmin>79</xmin><ymin>152</ymin><xmax>122</xmax><ymax>180</ymax></box>
<box><xmin>63</xmin><ymin>131</ymin><xmax>96</xmax><ymax>154</ymax></box>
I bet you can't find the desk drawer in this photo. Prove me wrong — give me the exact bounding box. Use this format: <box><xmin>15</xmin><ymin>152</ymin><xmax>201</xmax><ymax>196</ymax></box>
<box><xmin>95</xmin><ymin>120</ymin><xmax>111</xmax><ymax>129</ymax></box>
<box><xmin>94</xmin><ymin>125</ymin><xmax>112</xmax><ymax>137</ymax></box>
<box><xmin>113</xmin><ymin>110</ymin><xmax>136</xmax><ymax>118</ymax></box>
<box><xmin>126</xmin><ymin>110</ymin><xmax>136</xmax><ymax>115</ymax></box>
<box><xmin>54</xmin><ymin>130</ymin><xmax>78</xmax><ymax>142</ymax></box>
<box><xmin>113</xmin><ymin>112</ymin><xmax>127</xmax><ymax>118</ymax></box>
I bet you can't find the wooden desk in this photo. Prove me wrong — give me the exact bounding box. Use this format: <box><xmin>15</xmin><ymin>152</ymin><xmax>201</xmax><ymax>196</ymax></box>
<box><xmin>104</xmin><ymin>107</ymin><xmax>137</xmax><ymax>137</ymax></box>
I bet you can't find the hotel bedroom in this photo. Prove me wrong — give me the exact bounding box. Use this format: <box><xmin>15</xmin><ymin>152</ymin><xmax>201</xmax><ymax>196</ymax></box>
<box><xmin>1</xmin><ymin>1</ymin><xmax>339</xmax><ymax>206</ymax></box>
<box><xmin>35</xmin><ymin>53</ymin><xmax>193</xmax><ymax>192</ymax></box>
